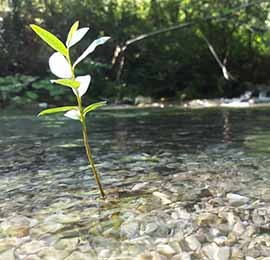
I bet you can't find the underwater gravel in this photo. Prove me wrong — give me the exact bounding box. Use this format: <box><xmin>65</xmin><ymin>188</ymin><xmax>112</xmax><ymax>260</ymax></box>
<box><xmin>1</xmin><ymin>109</ymin><xmax>270</xmax><ymax>259</ymax></box>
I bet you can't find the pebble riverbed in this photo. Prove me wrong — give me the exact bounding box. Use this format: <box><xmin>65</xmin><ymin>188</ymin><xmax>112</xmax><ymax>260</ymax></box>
<box><xmin>0</xmin><ymin>108</ymin><xmax>270</xmax><ymax>259</ymax></box>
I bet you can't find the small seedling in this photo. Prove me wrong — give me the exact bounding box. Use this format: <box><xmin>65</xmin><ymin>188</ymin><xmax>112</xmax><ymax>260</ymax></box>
<box><xmin>30</xmin><ymin>21</ymin><xmax>110</xmax><ymax>198</ymax></box>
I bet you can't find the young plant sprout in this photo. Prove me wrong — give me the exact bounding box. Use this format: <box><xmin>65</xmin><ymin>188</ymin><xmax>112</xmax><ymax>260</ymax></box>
<box><xmin>30</xmin><ymin>21</ymin><xmax>110</xmax><ymax>198</ymax></box>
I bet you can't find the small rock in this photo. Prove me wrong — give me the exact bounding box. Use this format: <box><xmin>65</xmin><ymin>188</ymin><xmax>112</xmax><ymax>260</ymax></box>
<box><xmin>98</xmin><ymin>249</ymin><xmax>111</xmax><ymax>259</ymax></box>
<box><xmin>0</xmin><ymin>215</ymin><xmax>32</xmax><ymax>238</ymax></box>
<box><xmin>18</xmin><ymin>240</ymin><xmax>46</xmax><ymax>255</ymax></box>
<box><xmin>120</xmin><ymin>221</ymin><xmax>140</xmax><ymax>239</ymax></box>
<box><xmin>65</xmin><ymin>251</ymin><xmax>94</xmax><ymax>260</ymax></box>
<box><xmin>213</xmin><ymin>236</ymin><xmax>227</xmax><ymax>245</ymax></box>
<box><xmin>157</xmin><ymin>244</ymin><xmax>176</xmax><ymax>256</ymax></box>
<box><xmin>172</xmin><ymin>209</ymin><xmax>191</xmax><ymax>220</ymax></box>
<box><xmin>152</xmin><ymin>252</ymin><xmax>168</xmax><ymax>260</ymax></box>
<box><xmin>233</xmin><ymin>222</ymin><xmax>246</xmax><ymax>236</ymax></box>
<box><xmin>231</xmin><ymin>246</ymin><xmax>244</xmax><ymax>259</ymax></box>
<box><xmin>135</xmin><ymin>96</ymin><xmax>153</xmax><ymax>105</ymax></box>
<box><xmin>153</xmin><ymin>192</ymin><xmax>172</xmax><ymax>205</ymax></box>
<box><xmin>185</xmin><ymin>235</ymin><xmax>201</xmax><ymax>251</ymax></box>
<box><xmin>142</xmin><ymin>223</ymin><xmax>158</xmax><ymax>235</ymax></box>
<box><xmin>132</xmin><ymin>182</ymin><xmax>149</xmax><ymax>191</ymax></box>
<box><xmin>208</xmin><ymin>227</ymin><xmax>221</xmax><ymax>238</ymax></box>
<box><xmin>245</xmin><ymin>248</ymin><xmax>261</xmax><ymax>258</ymax></box>
<box><xmin>197</xmin><ymin>213</ymin><xmax>220</xmax><ymax>226</ymax></box>
<box><xmin>243</xmin><ymin>225</ymin><xmax>257</xmax><ymax>237</ymax></box>
<box><xmin>55</xmin><ymin>237</ymin><xmax>79</xmax><ymax>251</ymax></box>
<box><xmin>202</xmin><ymin>243</ymin><xmax>230</xmax><ymax>260</ymax></box>
<box><xmin>0</xmin><ymin>249</ymin><xmax>15</xmax><ymax>260</ymax></box>
<box><xmin>172</xmin><ymin>252</ymin><xmax>191</xmax><ymax>260</ymax></box>
<box><xmin>195</xmin><ymin>228</ymin><xmax>208</xmax><ymax>243</ymax></box>
<box><xmin>226</xmin><ymin>193</ymin><xmax>249</xmax><ymax>206</ymax></box>
<box><xmin>135</xmin><ymin>253</ymin><xmax>152</xmax><ymax>260</ymax></box>
<box><xmin>224</xmin><ymin>232</ymin><xmax>237</xmax><ymax>246</ymax></box>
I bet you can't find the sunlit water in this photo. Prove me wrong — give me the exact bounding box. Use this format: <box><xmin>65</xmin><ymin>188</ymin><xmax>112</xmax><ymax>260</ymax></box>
<box><xmin>0</xmin><ymin>107</ymin><xmax>270</xmax><ymax>257</ymax></box>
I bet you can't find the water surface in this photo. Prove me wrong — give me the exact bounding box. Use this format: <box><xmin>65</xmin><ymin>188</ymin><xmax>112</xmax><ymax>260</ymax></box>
<box><xmin>0</xmin><ymin>107</ymin><xmax>270</xmax><ymax>258</ymax></box>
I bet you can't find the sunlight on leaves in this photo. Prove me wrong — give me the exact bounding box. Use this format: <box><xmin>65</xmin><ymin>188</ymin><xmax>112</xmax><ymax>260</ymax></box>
<box><xmin>38</xmin><ymin>106</ymin><xmax>77</xmax><ymax>116</ymax></box>
<box><xmin>72</xmin><ymin>75</ymin><xmax>91</xmax><ymax>97</ymax></box>
<box><xmin>51</xmin><ymin>79</ymin><xmax>80</xmax><ymax>89</ymax></box>
<box><xmin>83</xmin><ymin>101</ymin><xmax>107</xmax><ymax>116</ymax></box>
<box><xmin>30</xmin><ymin>24</ymin><xmax>67</xmax><ymax>57</ymax></box>
<box><xmin>49</xmin><ymin>52</ymin><xmax>73</xmax><ymax>78</ymax></box>
<box><xmin>73</xmin><ymin>37</ymin><xmax>111</xmax><ymax>67</ymax></box>
<box><xmin>66</xmin><ymin>21</ymin><xmax>79</xmax><ymax>47</ymax></box>
<box><xmin>64</xmin><ymin>109</ymin><xmax>81</xmax><ymax>120</ymax></box>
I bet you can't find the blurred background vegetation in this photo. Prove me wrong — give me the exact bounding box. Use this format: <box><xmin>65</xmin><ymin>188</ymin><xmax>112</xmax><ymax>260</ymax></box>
<box><xmin>0</xmin><ymin>0</ymin><xmax>270</xmax><ymax>107</ymax></box>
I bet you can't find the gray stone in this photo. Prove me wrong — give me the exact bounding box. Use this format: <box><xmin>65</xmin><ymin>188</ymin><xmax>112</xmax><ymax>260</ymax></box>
<box><xmin>245</xmin><ymin>248</ymin><xmax>261</xmax><ymax>258</ymax></box>
<box><xmin>213</xmin><ymin>236</ymin><xmax>227</xmax><ymax>245</ymax></box>
<box><xmin>18</xmin><ymin>241</ymin><xmax>46</xmax><ymax>255</ymax></box>
<box><xmin>231</xmin><ymin>246</ymin><xmax>244</xmax><ymax>259</ymax></box>
<box><xmin>152</xmin><ymin>252</ymin><xmax>168</xmax><ymax>260</ymax></box>
<box><xmin>135</xmin><ymin>96</ymin><xmax>153</xmax><ymax>105</ymax></box>
<box><xmin>55</xmin><ymin>237</ymin><xmax>79</xmax><ymax>251</ymax></box>
<box><xmin>0</xmin><ymin>249</ymin><xmax>15</xmax><ymax>260</ymax></box>
<box><xmin>65</xmin><ymin>251</ymin><xmax>95</xmax><ymax>260</ymax></box>
<box><xmin>153</xmin><ymin>192</ymin><xmax>172</xmax><ymax>205</ymax></box>
<box><xmin>172</xmin><ymin>252</ymin><xmax>192</xmax><ymax>260</ymax></box>
<box><xmin>120</xmin><ymin>221</ymin><xmax>140</xmax><ymax>239</ymax></box>
<box><xmin>197</xmin><ymin>213</ymin><xmax>220</xmax><ymax>226</ymax></box>
<box><xmin>142</xmin><ymin>222</ymin><xmax>158</xmax><ymax>235</ymax></box>
<box><xmin>233</xmin><ymin>222</ymin><xmax>246</xmax><ymax>236</ymax></box>
<box><xmin>0</xmin><ymin>215</ymin><xmax>33</xmax><ymax>238</ymax></box>
<box><xmin>202</xmin><ymin>243</ymin><xmax>231</xmax><ymax>260</ymax></box>
<box><xmin>226</xmin><ymin>193</ymin><xmax>249</xmax><ymax>206</ymax></box>
<box><xmin>185</xmin><ymin>235</ymin><xmax>201</xmax><ymax>251</ymax></box>
<box><xmin>157</xmin><ymin>244</ymin><xmax>176</xmax><ymax>256</ymax></box>
<box><xmin>132</xmin><ymin>182</ymin><xmax>149</xmax><ymax>191</ymax></box>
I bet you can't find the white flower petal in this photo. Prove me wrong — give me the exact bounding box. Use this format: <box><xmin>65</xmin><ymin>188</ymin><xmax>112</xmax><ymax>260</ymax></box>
<box><xmin>72</xmin><ymin>75</ymin><xmax>91</xmax><ymax>97</ymax></box>
<box><xmin>49</xmin><ymin>52</ymin><xmax>73</xmax><ymax>79</ymax></box>
<box><xmin>67</xmin><ymin>27</ymin><xmax>90</xmax><ymax>48</ymax></box>
<box><xmin>64</xmin><ymin>110</ymin><xmax>81</xmax><ymax>120</ymax></box>
<box><xmin>73</xmin><ymin>36</ymin><xmax>110</xmax><ymax>67</ymax></box>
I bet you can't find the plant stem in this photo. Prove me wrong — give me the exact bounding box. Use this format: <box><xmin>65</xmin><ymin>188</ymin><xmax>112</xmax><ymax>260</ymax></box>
<box><xmin>67</xmin><ymin>51</ymin><xmax>105</xmax><ymax>199</ymax></box>
<box><xmin>81</xmin><ymin>118</ymin><xmax>106</xmax><ymax>199</ymax></box>
<box><xmin>76</xmin><ymin>93</ymin><xmax>105</xmax><ymax>199</ymax></box>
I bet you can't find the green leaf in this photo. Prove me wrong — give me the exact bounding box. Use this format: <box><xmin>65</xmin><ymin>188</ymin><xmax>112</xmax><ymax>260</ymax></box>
<box><xmin>30</xmin><ymin>24</ymin><xmax>68</xmax><ymax>57</ymax></box>
<box><xmin>83</xmin><ymin>101</ymin><xmax>107</xmax><ymax>116</ymax></box>
<box><xmin>38</xmin><ymin>106</ymin><xmax>77</xmax><ymax>116</ymax></box>
<box><xmin>51</xmin><ymin>79</ymin><xmax>80</xmax><ymax>89</ymax></box>
<box><xmin>66</xmin><ymin>21</ymin><xmax>79</xmax><ymax>47</ymax></box>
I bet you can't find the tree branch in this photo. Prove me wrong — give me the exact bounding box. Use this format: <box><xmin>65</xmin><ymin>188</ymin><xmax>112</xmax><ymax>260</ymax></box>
<box><xmin>112</xmin><ymin>0</ymin><xmax>267</xmax><ymax>81</ymax></box>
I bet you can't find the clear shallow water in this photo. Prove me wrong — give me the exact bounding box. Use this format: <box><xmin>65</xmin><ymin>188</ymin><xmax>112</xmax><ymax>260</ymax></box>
<box><xmin>0</xmin><ymin>107</ymin><xmax>270</xmax><ymax>258</ymax></box>
<box><xmin>1</xmin><ymin>107</ymin><xmax>270</xmax><ymax>213</ymax></box>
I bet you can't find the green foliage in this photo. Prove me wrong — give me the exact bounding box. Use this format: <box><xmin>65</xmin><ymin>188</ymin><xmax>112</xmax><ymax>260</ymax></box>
<box><xmin>83</xmin><ymin>101</ymin><xmax>107</xmax><ymax>116</ymax></box>
<box><xmin>38</xmin><ymin>106</ymin><xmax>77</xmax><ymax>116</ymax></box>
<box><xmin>66</xmin><ymin>21</ymin><xmax>79</xmax><ymax>47</ymax></box>
<box><xmin>32</xmin><ymin>79</ymin><xmax>73</xmax><ymax>103</ymax></box>
<box><xmin>51</xmin><ymin>79</ymin><xmax>80</xmax><ymax>89</ymax></box>
<box><xmin>1</xmin><ymin>0</ymin><xmax>270</xmax><ymax>104</ymax></box>
<box><xmin>0</xmin><ymin>75</ymin><xmax>37</xmax><ymax>106</ymax></box>
<box><xmin>30</xmin><ymin>24</ymin><xmax>68</xmax><ymax>57</ymax></box>
<box><xmin>31</xmin><ymin>20</ymin><xmax>108</xmax><ymax>198</ymax></box>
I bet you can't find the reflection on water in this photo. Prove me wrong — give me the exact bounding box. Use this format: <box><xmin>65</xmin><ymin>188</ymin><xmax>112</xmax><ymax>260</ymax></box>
<box><xmin>1</xmin><ymin>108</ymin><xmax>270</xmax><ymax>204</ymax></box>
<box><xmin>1</xmin><ymin>108</ymin><xmax>270</xmax><ymax>195</ymax></box>
<box><xmin>0</xmin><ymin>107</ymin><xmax>270</xmax><ymax>258</ymax></box>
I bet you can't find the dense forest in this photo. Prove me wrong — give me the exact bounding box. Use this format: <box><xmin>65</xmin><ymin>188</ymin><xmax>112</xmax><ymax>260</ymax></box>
<box><xmin>1</xmin><ymin>0</ymin><xmax>270</xmax><ymax>106</ymax></box>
